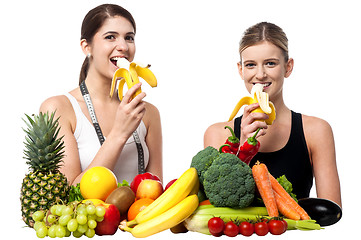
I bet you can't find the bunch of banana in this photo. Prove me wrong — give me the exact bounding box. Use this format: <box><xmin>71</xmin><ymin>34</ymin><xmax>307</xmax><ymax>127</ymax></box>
<box><xmin>228</xmin><ymin>83</ymin><xmax>276</xmax><ymax>125</ymax></box>
<box><xmin>110</xmin><ymin>58</ymin><xmax>157</xmax><ymax>101</ymax></box>
<box><xmin>119</xmin><ymin>168</ymin><xmax>200</xmax><ymax>238</ymax></box>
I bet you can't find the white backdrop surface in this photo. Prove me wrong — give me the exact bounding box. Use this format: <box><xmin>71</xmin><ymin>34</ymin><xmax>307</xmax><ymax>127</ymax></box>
<box><xmin>1</xmin><ymin>0</ymin><xmax>359</xmax><ymax>239</ymax></box>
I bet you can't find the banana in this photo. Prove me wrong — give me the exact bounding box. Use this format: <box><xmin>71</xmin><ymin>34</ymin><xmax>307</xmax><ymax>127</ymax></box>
<box><xmin>126</xmin><ymin>167</ymin><xmax>199</xmax><ymax>227</ymax></box>
<box><xmin>109</xmin><ymin>58</ymin><xmax>157</xmax><ymax>101</ymax></box>
<box><xmin>228</xmin><ymin>83</ymin><xmax>276</xmax><ymax>125</ymax></box>
<box><xmin>121</xmin><ymin>194</ymin><xmax>199</xmax><ymax>238</ymax></box>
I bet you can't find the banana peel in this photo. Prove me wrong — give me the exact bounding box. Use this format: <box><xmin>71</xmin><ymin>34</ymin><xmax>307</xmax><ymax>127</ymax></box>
<box><xmin>228</xmin><ymin>83</ymin><xmax>276</xmax><ymax>125</ymax></box>
<box><xmin>110</xmin><ymin>59</ymin><xmax>157</xmax><ymax>101</ymax></box>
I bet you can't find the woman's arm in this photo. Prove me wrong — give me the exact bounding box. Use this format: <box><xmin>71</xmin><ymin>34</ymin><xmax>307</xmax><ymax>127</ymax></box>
<box><xmin>40</xmin><ymin>84</ymin><xmax>147</xmax><ymax>185</ymax></box>
<box><xmin>303</xmin><ymin>115</ymin><xmax>342</xmax><ymax>207</ymax></box>
<box><xmin>142</xmin><ymin>102</ymin><xmax>163</xmax><ymax>182</ymax></box>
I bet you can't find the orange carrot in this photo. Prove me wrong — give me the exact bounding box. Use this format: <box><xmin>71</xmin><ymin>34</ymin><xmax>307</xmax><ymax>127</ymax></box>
<box><xmin>268</xmin><ymin>173</ymin><xmax>310</xmax><ymax>220</ymax></box>
<box><xmin>274</xmin><ymin>191</ymin><xmax>300</xmax><ymax>220</ymax></box>
<box><xmin>252</xmin><ymin>162</ymin><xmax>279</xmax><ymax>217</ymax></box>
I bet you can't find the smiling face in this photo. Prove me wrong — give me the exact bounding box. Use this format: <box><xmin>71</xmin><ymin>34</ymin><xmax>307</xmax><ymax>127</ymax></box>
<box><xmin>238</xmin><ymin>41</ymin><xmax>293</xmax><ymax>102</ymax></box>
<box><xmin>82</xmin><ymin>16</ymin><xmax>136</xmax><ymax>81</ymax></box>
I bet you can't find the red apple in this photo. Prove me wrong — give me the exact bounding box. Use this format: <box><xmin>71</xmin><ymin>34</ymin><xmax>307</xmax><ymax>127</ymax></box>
<box><xmin>130</xmin><ymin>172</ymin><xmax>161</xmax><ymax>194</ymax></box>
<box><xmin>165</xmin><ymin>179</ymin><xmax>177</xmax><ymax>191</ymax></box>
<box><xmin>95</xmin><ymin>203</ymin><xmax>121</xmax><ymax>236</ymax></box>
<box><xmin>136</xmin><ymin>179</ymin><xmax>163</xmax><ymax>200</ymax></box>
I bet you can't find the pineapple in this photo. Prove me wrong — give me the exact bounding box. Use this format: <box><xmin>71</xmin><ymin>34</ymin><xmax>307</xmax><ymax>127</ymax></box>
<box><xmin>20</xmin><ymin>111</ymin><xmax>69</xmax><ymax>227</ymax></box>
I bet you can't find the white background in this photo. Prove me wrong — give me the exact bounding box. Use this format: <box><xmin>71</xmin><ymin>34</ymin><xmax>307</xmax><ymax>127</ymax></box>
<box><xmin>1</xmin><ymin>0</ymin><xmax>360</xmax><ymax>239</ymax></box>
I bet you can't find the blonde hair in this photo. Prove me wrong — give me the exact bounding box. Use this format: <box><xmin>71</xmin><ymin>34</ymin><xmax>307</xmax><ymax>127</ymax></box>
<box><xmin>239</xmin><ymin>22</ymin><xmax>289</xmax><ymax>61</ymax></box>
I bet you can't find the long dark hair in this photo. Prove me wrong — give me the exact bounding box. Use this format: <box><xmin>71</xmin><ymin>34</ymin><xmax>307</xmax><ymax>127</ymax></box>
<box><xmin>79</xmin><ymin>4</ymin><xmax>136</xmax><ymax>85</ymax></box>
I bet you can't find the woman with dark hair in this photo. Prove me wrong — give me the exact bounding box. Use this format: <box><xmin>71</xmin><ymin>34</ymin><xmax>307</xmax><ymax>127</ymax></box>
<box><xmin>204</xmin><ymin>22</ymin><xmax>341</xmax><ymax>207</ymax></box>
<box><xmin>40</xmin><ymin>4</ymin><xmax>162</xmax><ymax>184</ymax></box>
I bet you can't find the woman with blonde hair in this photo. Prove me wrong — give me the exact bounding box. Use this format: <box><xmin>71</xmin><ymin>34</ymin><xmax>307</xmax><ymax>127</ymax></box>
<box><xmin>204</xmin><ymin>22</ymin><xmax>341</xmax><ymax>207</ymax></box>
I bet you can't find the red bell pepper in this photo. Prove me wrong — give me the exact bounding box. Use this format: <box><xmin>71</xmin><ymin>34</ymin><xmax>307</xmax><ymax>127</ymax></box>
<box><xmin>221</xmin><ymin>126</ymin><xmax>240</xmax><ymax>154</ymax></box>
<box><xmin>130</xmin><ymin>172</ymin><xmax>161</xmax><ymax>194</ymax></box>
<box><xmin>237</xmin><ymin>128</ymin><xmax>261</xmax><ymax>165</ymax></box>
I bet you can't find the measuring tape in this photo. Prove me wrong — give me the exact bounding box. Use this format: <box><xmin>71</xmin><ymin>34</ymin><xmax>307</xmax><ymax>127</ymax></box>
<box><xmin>80</xmin><ymin>81</ymin><xmax>145</xmax><ymax>174</ymax></box>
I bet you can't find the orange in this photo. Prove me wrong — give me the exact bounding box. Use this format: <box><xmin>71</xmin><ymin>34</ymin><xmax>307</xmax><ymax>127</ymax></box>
<box><xmin>127</xmin><ymin>198</ymin><xmax>154</xmax><ymax>221</ymax></box>
<box><xmin>80</xmin><ymin>166</ymin><xmax>118</xmax><ymax>201</ymax></box>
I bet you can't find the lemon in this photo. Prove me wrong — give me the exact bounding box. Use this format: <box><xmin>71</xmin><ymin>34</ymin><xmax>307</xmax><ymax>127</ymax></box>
<box><xmin>80</xmin><ymin>166</ymin><xmax>118</xmax><ymax>201</ymax></box>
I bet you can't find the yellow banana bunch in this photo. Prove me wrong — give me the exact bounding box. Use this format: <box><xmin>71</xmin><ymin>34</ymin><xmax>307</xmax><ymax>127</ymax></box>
<box><xmin>120</xmin><ymin>167</ymin><xmax>199</xmax><ymax>238</ymax></box>
<box><xmin>228</xmin><ymin>83</ymin><xmax>276</xmax><ymax>125</ymax></box>
<box><xmin>122</xmin><ymin>195</ymin><xmax>199</xmax><ymax>238</ymax></box>
<box><xmin>110</xmin><ymin>58</ymin><xmax>157</xmax><ymax>101</ymax></box>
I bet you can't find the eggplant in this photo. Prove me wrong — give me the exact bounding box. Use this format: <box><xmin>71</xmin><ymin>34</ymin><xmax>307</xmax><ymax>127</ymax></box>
<box><xmin>298</xmin><ymin>198</ymin><xmax>342</xmax><ymax>226</ymax></box>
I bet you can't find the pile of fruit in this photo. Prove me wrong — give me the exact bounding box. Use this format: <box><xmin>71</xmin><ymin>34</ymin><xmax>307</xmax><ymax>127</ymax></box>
<box><xmin>20</xmin><ymin>85</ymin><xmax>340</xmax><ymax>238</ymax></box>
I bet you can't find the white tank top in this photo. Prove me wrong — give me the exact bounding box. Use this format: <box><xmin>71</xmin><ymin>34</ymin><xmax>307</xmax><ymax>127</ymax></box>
<box><xmin>64</xmin><ymin>93</ymin><xmax>149</xmax><ymax>183</ymax></box>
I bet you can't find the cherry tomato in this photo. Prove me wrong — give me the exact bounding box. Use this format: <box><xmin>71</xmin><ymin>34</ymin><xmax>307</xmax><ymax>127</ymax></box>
<box><xmin>239</xmin><ymin>221</ymin><xmax>254</xmax><ymax>236</ymax></box>
<box><xmin>282</xmin><ymin>219</ymin><xmax>288</xmax><ymax>232</ymax></box>
<box><xmin>224</xmin><ymin>221</ymin><xmax>239</xmax><ymax>237</ymax></box>
<box><xmin>254</xmin><ymin>221</ymin><xmax>268</xmax><ymax>236</ymax></box>
<box><xmin>268</xmin><ymin>219</ymin><xmax>285</xmax><ymax>235</ymax></box>
<box><xmin>208</xmin><ymin>217</ymin><xmax>224</xmax><ymax>236</ymax></box>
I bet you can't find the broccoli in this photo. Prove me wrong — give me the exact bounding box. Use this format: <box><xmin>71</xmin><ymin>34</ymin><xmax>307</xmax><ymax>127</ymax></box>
<box><xmin>203</xmin><ymin>153</ymin><xmax>255</xmax><ymax>208</ymax></box>
<box><xmin>190</xmin><ymin>146</ymin><xmax>220</xmax><ymax>184</ymax></box>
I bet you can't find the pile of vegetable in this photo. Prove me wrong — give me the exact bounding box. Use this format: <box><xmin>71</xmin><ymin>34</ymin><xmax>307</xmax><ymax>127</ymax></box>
<box><xmin>191</xmin><ymin>146</ymin><xmax>255</xmax><ymax>208</ymax></box>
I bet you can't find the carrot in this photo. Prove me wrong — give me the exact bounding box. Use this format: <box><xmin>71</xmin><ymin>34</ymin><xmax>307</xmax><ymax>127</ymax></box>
<box><xmin>252</xmin><ymin>161</ymin><xmax>279</xmax><ymax>217</ymax></box>
<box><xmin>274</xmin><ymin>191</ymin><xmax>300</xmax><ymax>220</ymax></box>
<box><xmin>268</xmin><ymin>173</ymin><xmax>310</xmax><ymax>220</ymax></box>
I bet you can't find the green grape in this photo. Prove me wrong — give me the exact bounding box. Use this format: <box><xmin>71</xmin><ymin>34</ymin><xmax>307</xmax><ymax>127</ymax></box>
<box><xmin>32</xmin><ymin>210</ymin><xmax>45</xmax><ymax>222</ymax></box>
<box><xmin>87</xmin><ymin>219</ymin><xmax>97</xmax><ymax>229</ymax></box>
<box><xmin>48</xmin><ymin>225</ymin><xmax>57</xmax><ymax>238</ymax></box>
<box><xmin>59</xmin><ymin>214</ymin><xmax>71</xmax><ymax>226</ymax></box>
<box><xmin>62</xmin><ymin>206</ymin><xmax>74</xmax><ymax>216</ymax></box>
<box><xmin>76</xmin><ymin>214</ymin><xmax>87</xmax><ymax>225</ymax></box>
<box><xmin>47</xmin><ymin>214</ymin><xmax>57</xmax><ymax>224</ymax></box>
<box><xmin>86</xmin><ymin>205</ymin><xmax>96</xmax><ymax>215</ymax></box>
<box><xmin>77</xmin><ymin>224</ymin><xmax>88</xmax><ymax>234</ymax></box>
<box><xmin>36</xmin><ymin>226</ymin><xmax>48</xmax><ymax>238</ymax></box>
<box><xmin>85</xmin><ymin>228</ymin><xmax>95</xmax><ymax>238</ymax></box>
<box><xmin>95</xmin><ymin>206</ymin><xmax>105</xmax><ymax>217</ymax></box>
<box><xmin>50</xmin><ymin>205</ymin><xmax>58</xmax><ymax>215</ymax></box>
<box><xmin>56</xmin><ymin>205</ymin><xmax>66</xmax><ymax>216</ymax></box>
<box><xmin>96</xmin><ymin>216</ymin><xmax>104</xmax><ymax>222</ymax></box>
<box><xmin>77</xmin><ymin>207</ymin><xmax>88</xmax><ymax>216</ymax></box>
<box><xmin>55</xmin><ymin>225</ymin><xmax>66</xmax><ymax>238</ymax></box>
<box><xmin>67</xmin><ymin>219</ymin><xmax>78</xmax><ymax>232</ymax></box>
<box><xmin>72</xmin><ymin>230</ymin><xmax>83</xmax><ymax>238</ymax></box>
<box><xmin>87</xmin><ymin>214</ymin><xmax>96</xmax><ymax>221</ymax></box>
<box><xmin>34</xmin><ymin>221</ymin><xmax>46</xmax><ymax>231</ymax></box>
<box><xmin>65</xmin><ymin>228</ymin><xmax>71</xmax><ymax>237</ymax></box>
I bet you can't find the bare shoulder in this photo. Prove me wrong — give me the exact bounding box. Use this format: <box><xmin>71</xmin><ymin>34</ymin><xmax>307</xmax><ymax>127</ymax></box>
<box><xmin>143</xmin><ymin>101</ymin><xmax>161</xmax><ymax>127</ymax></box>
<box><xmin>40</xmin><ymin>95</ymin><xmax>76</xmax><ymax>130</ymax></box>
<box><xmin>302</xmin><ymin>114</ymin><xmax>334</xmax><ymax>151</ymax></box>
<box><xmin>204</xmin><ymin>121</ymin><xmax>234</xmax><ymax>148</ymax></box>
<box><xmin>302</xmin><ymin>114</ymin><xmax>333</xmax><ymax>135</ymax></box>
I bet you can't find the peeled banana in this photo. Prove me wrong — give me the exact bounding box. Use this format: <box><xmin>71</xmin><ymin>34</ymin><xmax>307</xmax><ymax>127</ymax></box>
<box><xmin>126</xmin><ymin>167</ymin><xmax>199</xmax><ymax>227</ymax></box>
<box><xmin>228</xmin><ymin>83</ymin><xmax>276</xmax><ymax>125</ymax></box>
<box><xmin>110</xmin><ymin>58</ymin><xmax>157</xmax><ymax>101</ymax></box>
<box><xmin>121</xmin><ymin>194</ymin><xmax>199</xmax><ymax>238</ymax></box>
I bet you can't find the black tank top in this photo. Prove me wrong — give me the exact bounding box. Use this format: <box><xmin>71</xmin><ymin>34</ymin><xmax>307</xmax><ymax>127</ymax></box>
<box><xmin>234</xmin><ymin>111</ymin><xmax>313</xmax><ymax>199</ymax></box>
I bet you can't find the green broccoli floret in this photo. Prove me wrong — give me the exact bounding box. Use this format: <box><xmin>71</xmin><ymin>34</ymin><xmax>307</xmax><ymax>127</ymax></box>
<box><xmin>190</xmin><ymin>146</ymin><xmax>220</xmax><ymax>184</ymax></box>
<box><xmin>203</xmin><ymin>153</ymin><xmax>255</xmax><ymax>208</ymax></box>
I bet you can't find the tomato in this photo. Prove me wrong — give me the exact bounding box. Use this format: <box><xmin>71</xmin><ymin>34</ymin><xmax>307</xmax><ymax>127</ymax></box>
<box><xmin>268</xmin><ymin>219</ymin><xmax>286</xmax><ymax>235</ymax></box>
<box><xmin>224</xmin><ymin>221</ymin><xmax>239</xmax><ymax>237</ymax></box>
<box><xmin>254</xmin><ymin>221</ymin><xmax>268</xmax><ymax>236</ymax></box>
<box><xmin>282</xmin><ymin>219</ymin><xmax>288</xmax><ymax>232</ymax></box>
<box><xmin>208</xmin><ymin>217</ymin><xmax>224</xmax><ymax>236</ymax></box>
<box><xmin>239</xmin><ymin>221</ymin><xmax>254</xmax><ymax>236</ymax></box>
